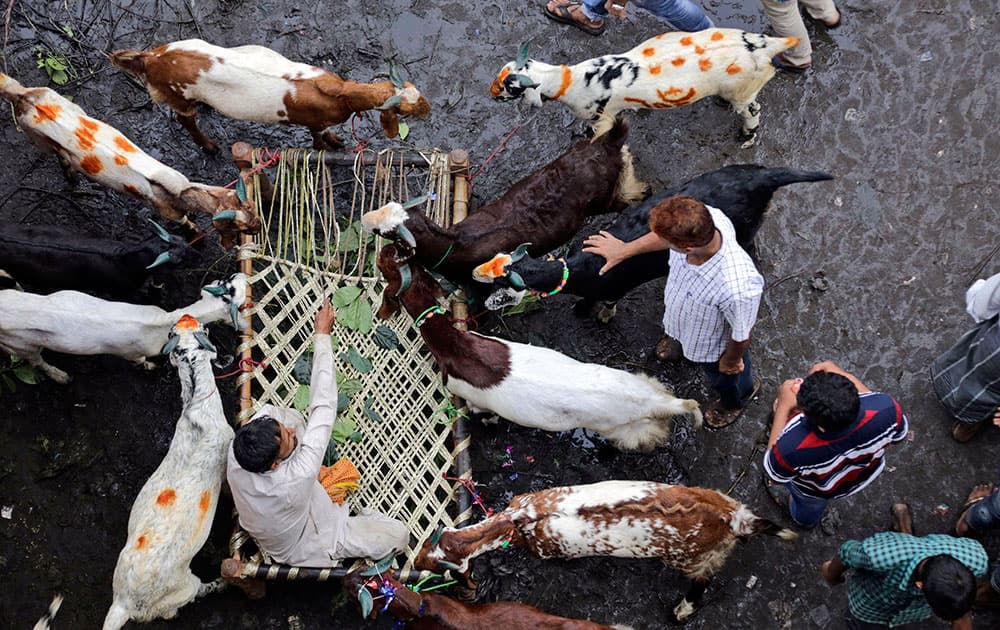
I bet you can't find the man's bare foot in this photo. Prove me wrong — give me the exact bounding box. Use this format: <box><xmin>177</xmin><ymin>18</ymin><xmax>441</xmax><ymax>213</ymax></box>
<box><xmin>890</xmin><ymin>503</ymin><xmax>914</xmax><ymax>535</ymax></box>
<box><xmin>955</xmin><ymin>483</ymin><xmax>995</xmax><ymax>537</ymax></box>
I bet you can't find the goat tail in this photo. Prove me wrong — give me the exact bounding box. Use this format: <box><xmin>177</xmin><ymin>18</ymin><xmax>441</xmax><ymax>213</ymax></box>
<box><xmin>731</xmin><ymin>505</ymin><xmax>799</xmax><ymax>540</ymax></box>
<box><xmin>685</xmin><ymin>398</ymin><xmax>704</xmax><ymax>429</ymax></box>
<box><xmin>759</xmin><ymin>167</ymin><xmax>835</xmax><ymax>189</ymax></box>
<box><xmin>612</xmin><ymin>144</ymin><xmax>651</xmax><ymax>206</ymax></box>
<box><xmin>109</xmin><ymin>49</ymin><xmax>149</xmax><ymax>76</ymax></box>
<box><xmin>102</xmin><ymin>602</ymin><xmax>131</xmax><ymax>630</ymax></box>
<box><xmin>761</xmin><ymin>34</ymin><xmax>801</xmax><ymax>56</ymax></box>
<box><xmin>0</xmin><ymin>72</ymin><xmax>27</xmax><ymax>101</ymax></box>
<box><xmin>32</xmin><ymin>594</ymin><xmax>63</xmax><ymax>630</ymax></box>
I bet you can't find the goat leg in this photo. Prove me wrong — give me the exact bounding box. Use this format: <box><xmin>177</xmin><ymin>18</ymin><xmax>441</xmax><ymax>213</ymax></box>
<box><xmin>23</xmin><ymin>350</ymin><xmax>70</xmax><ymax>384</ymax></box>
<box><xmin>176</xmin><ymin>110</ymin><xmax>219</xmax><ymax>154</ymax></box>
<box><xmin>312</xmin><ymin>128</ymin><xmax>345</xmax><ymax>151</ymax></box>
<box><xmin>595</xmin><ymin>301</ymin><xmax>618</xmax><ymax>325</ymax></box>
<box><xmin>56</xmin><ymin>153</ymin><xmax>79</xmax><ymax>185</ymax></box>
<box><xmin>220</xmin><ymin>557</ymin><xmax>267</xmax><ymax>599</ymax></box>
<box><xmin>734</xmin><ymin>99</ymin><xmax>762</xmax><ymax>149</ymax></box>
<box><xmin>672</xmin><ymin>577</ymin><xmax>710</xmax><ymax>623</ymax></box>
<box><xmin>196</xmin><ymin>578</ymin><xmax>228</xmax><ymax>598</ymax></box>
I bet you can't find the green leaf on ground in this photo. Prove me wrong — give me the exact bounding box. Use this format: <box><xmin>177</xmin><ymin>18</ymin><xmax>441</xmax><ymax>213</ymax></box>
<box><xmin>372</xmin><ymin>325</ymin><xmax>402</xmax><ymax>351</ymax></box>
<box><xmin>398</xmin><ymin>121</ymin><xmax>410</xmax><ymax>140</ymax></box>
<box><xmin>293</xmin><ymin>384</ymin><xmax>311</xmax><ymax>411</ymax></box>
<box><xmin>344</xmin><ymin>345</ymin><xmax>373</xmax><ymax>373</ymax></box>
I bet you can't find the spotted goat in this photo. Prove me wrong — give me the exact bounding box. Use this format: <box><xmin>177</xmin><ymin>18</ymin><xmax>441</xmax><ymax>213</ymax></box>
<box><xmin>103</xmin><ymin>315</ymin><xmax>234</xmax><ymax>630</ymax></box>
<box><xmin>377</xmin><ymin>246</ymin><xmax>699</xmax><ymax>450</ymax></box>
<box><xmin>491</xmin><ymin>30</ymin><xmax>799</xmax><ymax>147</ymax></box>
<box><xmin>0</xmin><ymin>273</ymin><xmax>246</xmax><ymax>384</ymax></box>
<box><xmin>111</xmin><ymin>39</ymin><xmax>431</xmax><ymax>152</ymax></box>
<box><xmin>0</xmin><ymin>73</ymin><xmax>259</xmax><ymax>248</ymax></box>
<box><xmin>414</xmin><ymin>481</ymin><xmax>797</xmax><ymax>623</ymax></box>
<box><xmin>362</xmin><ymin>119</ymin><xmax>647</xmax><ymax>286</ymax></box>
<box><xmin>344</xmin><ymin>570</ymin><xmax>633</xmax><ymax>629</ymax></box>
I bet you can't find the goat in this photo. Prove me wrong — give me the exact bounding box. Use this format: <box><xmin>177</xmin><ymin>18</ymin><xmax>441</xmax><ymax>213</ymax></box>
<box><xmin>0</xmin><ymin>219</ymin><xmax>187</xmax><ymax>298</ymax></box>
<box><xmin>0</xmin><ymin>273</ymin><xmax>247</xmax><ymax>384</ymax></box>
<box><xmin>377</xmin><ymin>246</ymin><xmax>699</xmax><ymax>450</ymax></box>
<box><xmin>0</xmin><ymin>73</ymin><xmax>259</xmax><ymax>249</ymax></box>
<box><xmin>414</xmin><ymin>481</ymin><xmax>797</xmax><ymax>623</ymax></box>
<box><xmin>103</xmin><ymin>315</ymin><xmax>233</xmax><ymax>629</ymax></box>
<box><xmin>474</xmin><ymin>165</ymin><xmax>834</xmax><ymax>320</ymax></box>
<box><xmin>362</xmin><ymin>119</ymin><xmax>647</xmax><ymax>286</ymax></box>
<box><xmin>491</xmin><ymin>31</ymin><xmax>799</xmax><ymax>147</ymax></box>
<box><xmin>343</xmin><ymin>570</ymin><xmax>632</xmax><ymax>630</ymax></box>
<box><xmin>111</xmin><ymin>39</ymin><xmax>431</xmax><ymax>152</ymax></box>
<box><xmin>33</xmin><ymin>594</ymin><xmax>63</xmax><ymax>630</ymax></box>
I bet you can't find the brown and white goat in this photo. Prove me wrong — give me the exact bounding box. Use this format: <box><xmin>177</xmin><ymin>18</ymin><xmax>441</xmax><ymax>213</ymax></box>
<box><xmin>377</xmin><ymin>246</ymin><xmax>699</xmax><ymax>450</ymax></box>
<box><xmin>362</xmin><ymin>118</ymin><xmax>647</xmax><ymax>285</ymax></box>
<box><xmin>414</xmin><ymin>481</ymin><xmax>797</xmax><ymax>623</ymax></box>
<box><xmin>0</xmin><ymin>73</ymin><xmax>259</xmax><ymax>249</ymax></box>
<box><xmin>103</xmin><ymin>315</ymin><xmax>233</xmax><ymax>629</ymax></box>
<box><xmin>491</xmin><ymin>31</ymin><xmax>799</xmax><ymax>147</ymax></box>
<box><xmin>111</xmin><ymin>39</ymin><xmax>431</xmax><ymax>152</ymax></box>
<box><xmin>343</xmin><ymin>571</ymin><xmax>632</xmax><ymax>630</ymax></box>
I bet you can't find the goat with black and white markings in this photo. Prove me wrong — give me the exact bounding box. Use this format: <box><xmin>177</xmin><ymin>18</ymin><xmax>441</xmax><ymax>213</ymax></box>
<box><xmin>103</xmin><ymin>315</ymin><xmax>233</xmax><ymax>629</ymax></box>
<box><xmin>414</xmin><ymin>481</ymin><xmax>797</xmax><ymax>623</ymax></box>
<box><xmin>0</xmin><ymin>273</ymin><xmax>246</xmax><ymax>383</ymax></box>
<box><xmin>474</xmin><ymin>165</ymin><xmax>834</xmax><ymax>320</ymax></box>
<box><xmin>491</xmin><ymin>30</ymin><xmax>799</xmax><ymax>146</ymax></box>
<box><xmin>0</xmin><ymin>220</ymin><xmax>187</xmax><ymax>298</ymax></box>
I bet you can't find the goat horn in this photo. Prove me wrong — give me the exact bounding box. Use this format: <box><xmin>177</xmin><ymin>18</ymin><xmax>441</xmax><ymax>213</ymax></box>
<box><xmin>395</xmin><ymin>224</ymin><xmax>417</xmax><ymax>249</ymax></box>
<box><xmin>236</xmin><ymin>177</ymin><xmax>248</xmax><ymax>204</ymax></box>
<box><xmin>430</xmin><ymin>524</ymin><xmax>444</xmax><ymax>546</ymax></box>
<box><xmin>401</xmin><ymin>195</ymin><xmax>428</xmax><ymax>209</ymax></box>
<box><xmin>510</xmin><ymin>242</ymin><xmax>532</xmax><ymax>262</ymax></box>
<box><xmin>388</xmin><ymin>62</ymin><xmax>404</xmax><ymax>89</ymax></box>
<box><xmin>508</xmin><ymin>271</ymin><xmax>527</xmax><ymax>290</ymax></box>
<box><xmin>396</xmin><ymin>264</ymin><xmax>412</xmax><ymax>296</ymax></box>
<box><xmin>515</xmin><ymin>42</ymin><xmax>529</xmax><ymax>70</ymax></box>
<box><xmin>202</xmin><ymin>285</ymin><xmax>228</xmax><ymax>296</ymax></box>
<box><xmin>145</xmin><ymin>251</ymin><xmax>172</xmax><ymax>270</ymax></box>
<box><xmin>193</xmin><ymin>331</ymin><xmax>217</xmax><ymax>353</ymax></box>
<box><xmin>161</xmin><ymin>335</ymin><xmax>180</xmax><ymax>356</ymax></box>
<box><xmin>438</xmin><ymin>561</ymin><xmax>462</xmax><ymax>571</ymax></box>
<box><xmin>212</xmin><ymin>210</ymin><xmax>238</xmax><ymax>221</ymax></box>
<box><xmin>514</xmin><ymin>74</ymin><xmax>540</xmax><ymax>89</ymax></box>
<box><xmin>358</xmin><ymin>587</ymin><xmax>374</xmax><ymax>619</ymax></box>
<box><xmin>377</xmin><ymin>95</ymin><xmax>402</xmax><ymax>111</ymax></box>
<box><xmin>147</xmin><ymin>219</ymin><xmax>172</xmax><ymax>243</ymax></box>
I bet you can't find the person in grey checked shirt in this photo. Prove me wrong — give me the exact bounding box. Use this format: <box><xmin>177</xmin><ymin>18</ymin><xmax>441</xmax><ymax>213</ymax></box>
<box><xmin>584</xmin><ymin>195</ymin><xmax>763</xmax><ymax>428</ymax></box>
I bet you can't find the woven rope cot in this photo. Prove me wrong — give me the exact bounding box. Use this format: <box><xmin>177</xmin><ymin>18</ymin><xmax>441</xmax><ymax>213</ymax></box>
<box><xmin>223</xmin><ymin>144</ymin><xmax>473</xmax><ymax>584</ymax></box>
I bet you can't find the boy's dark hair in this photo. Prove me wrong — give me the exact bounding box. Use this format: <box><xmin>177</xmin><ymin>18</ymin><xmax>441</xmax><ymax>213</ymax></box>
<box><xmin>233</xmin><ymin>416</ymin><xmax>281</xmax><ymax>473</ymax></box>
<box><xmin>797</xmin><ymin>372</ymin><xmax>860</xmax><ymax>432</ymax></box>
<box><xmin>648</xmin><ymin>196</ymin><xmax>715</xmax><ymax>248</ymax></box>
<box><xmin>920</xmin><ymin>554</ymin><xmax>977</xmax><ymax>621</ymax></box>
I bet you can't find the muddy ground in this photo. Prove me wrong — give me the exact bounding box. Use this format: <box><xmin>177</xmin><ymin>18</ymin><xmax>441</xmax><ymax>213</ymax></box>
<box><xmin>1</xmin><ymin>0</ymin><xmax>998</xmax><ymax>628</ymax></box>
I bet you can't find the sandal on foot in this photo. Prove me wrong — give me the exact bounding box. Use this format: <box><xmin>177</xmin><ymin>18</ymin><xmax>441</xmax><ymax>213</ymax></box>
<box><xmin>954</xmin><ymin>483</ymin><xmax>995</xmax><ymax>536</ymax></box>
<box><xmin>890</xmin><ymin>503</ymin><xmax>915</xmax><ymax>535</ymax></box>
<box><xmin>952</xmin><ymin>420</ymin><xmax>985</xmax><ymax>443</ymax></box>
<box><xmin>544</xmin><ymin>1</ymin><xmax>606</xmax><ymax>36</ymax></box>
<box><xmin>773</xmin><ymin>53</ymin><xmax>811</xmax><ymax>73</ymax></box>
<box><xmin>807</xmin><ymin>3</ymin><xmax>842</xmax><ymax>29</ymax></box>
<box><xmin>704</xmin><ymin>401</ymin><xmax>746</xmax><ymax>429</ymax></box>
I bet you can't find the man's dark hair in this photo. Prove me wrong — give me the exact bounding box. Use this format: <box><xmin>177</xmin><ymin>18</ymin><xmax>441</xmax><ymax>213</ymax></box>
<box><xmin>920</xmin><ymin>554</ymin><xmax>977</xmax><ymax>621</ymax></box>
<box><xmin>233</xmin><ymin>416</ymin><xmax>281</xmax><ymax>473</ymax></box>
<box><xmin>797</xmin><ymin>372</ymin><xmax>860</xmax><ymax>432</ymax></box>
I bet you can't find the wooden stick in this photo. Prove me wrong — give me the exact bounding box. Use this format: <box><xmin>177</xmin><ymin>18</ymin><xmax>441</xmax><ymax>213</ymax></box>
<box><xmin>231</xmin><ymin>142</ymin><xmax>264</xmax><ymax>420</ymax></box>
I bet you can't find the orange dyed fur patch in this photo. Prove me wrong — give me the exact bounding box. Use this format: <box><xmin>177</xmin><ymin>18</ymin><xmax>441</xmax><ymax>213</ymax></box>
<box><xmin>642</xmin><ymin>47</ymin><xmax>655</xmax><ymax>57</ymax></box>
<box><xmin>80</xmin><ymin>154</ymin><xmax>103</xmax><ymax>175</ymax></box>
<box><xmin>123</xmin><ymin>184</ymin><xmax>141</xmax><ymax>196</ymax></box>
<box><xmin>136</xmin><ymin>535</ymin><xmax>148</xmax><ymax>549</ymax></box>
<box><xmin>33</xmin><ymin>103</ymin><xmax>61</xmax><ymax>124</ymax></box>
<box><xmin>156</xmin><ymin>489</ymin><xmax>177</xmax><ymax>507</ymax></box>
<box><xmin>680</xmin><ymin>37</ymin><xmax>692</xmax><ymax>46</ymax></box>
<box><xmin>114</xmin><ymin>136</ymin><xmax>137</xmax><ymax>153</ymax></box>
<box><xmin>672</xmin><ymin>57</ymin><xmax>686</xmax><ymax>67</ymax></box>
<box><xmin>199</xmin><ymin>491</ymin><xmax>211</xmax><ymax>514</ymax></box>
<box><xmin>75</xmin><ymin>118</ymin><xmax>99</xmax><ymax>150</ymax></box>
<box><xmin>649</xmin><ymin>64</ymin><xmax>662</xmax><ymax>75</ymax></box>
<box><xmin>114</xmin><ymin>154</ymin><xmax>129</xmax><ymax>166</ymax></box>
<box><xmin>694</xmin><ymin>45</ymin><xmax>705</xmax><ymax>55</ymax></box>
<box><xmin>726</xmin><ymin>63</ymin><xmax>742</xmax><ymax>75</ymax></box>
<box><xmin>711</xmin><ymin>32</ymin><xmax>724</xmax><ymax>41</ymax></box>
<box><xmin>699</xmin><ymin>58</ymin><xmax>712</xmax><ymax>71</ymax></box>
<box><xmin>176</xmin><ymin>314</ymin><xmax>200</xmax><ymax>330</ymax></box>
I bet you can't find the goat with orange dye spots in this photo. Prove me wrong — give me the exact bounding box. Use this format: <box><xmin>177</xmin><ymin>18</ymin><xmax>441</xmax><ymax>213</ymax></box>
<box><xmin>103</xmin><ymin>316</ymin><xmax>235</xmax><ymax>630</ymax></box>
<box><xmin>110</xmin><ymin>39</ymin><xmax>430</xmax><ymax>152</ymax></box>
<box><xmin>343</xmin><ymin>571</ymin><xmax>634</xmax><ymax>629</ymax></box>
<box><xmin>415</xmin><ymin>481</ymin><xmax>797</xmax><ymax>623</ymax></box>
<box><xmin>491</xmin><ymin>29</ymin><xmax>799</xmax><ymax>147</ymax></box>
<box><xmin>0</xmin><ymin>73</ymin><xmax>258</xmax><ymax>249</ymax></box>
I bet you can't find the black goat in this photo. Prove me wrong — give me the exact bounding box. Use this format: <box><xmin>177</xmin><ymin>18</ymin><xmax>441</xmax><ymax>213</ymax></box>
<box><xmin>474</xmin><ymin>165</ymin><xmax>833</xmax><ymax>320</ymax></box>
<box><xmin>0</xmin><ymin>220</ymin><xmax>187</xmax><ymax>298</ymax></box>
<box><xmin>361</xmin><ymin>119</ymin><xmax>648</xmax><ymax>285</ymax></box>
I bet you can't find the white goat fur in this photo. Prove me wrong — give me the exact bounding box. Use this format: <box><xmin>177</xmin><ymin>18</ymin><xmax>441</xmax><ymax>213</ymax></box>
<box><xmin>0</xmin><ymin>273</ymin><xmax>246</xmax><ymax>383</ymax></box>
<box><xmin>492</xmin><ymin>29</ymin><xmax>798</xmax><ymax>145</ymax></box>
<box><xmin>103</xmin><ymin>316</ymin><xmax>233</xmax><ymax>629</ymax></box>
<box><xmin>448</xmin><ymin>335</ymin><xmax>702</xmax><ymax>450</ymax></box>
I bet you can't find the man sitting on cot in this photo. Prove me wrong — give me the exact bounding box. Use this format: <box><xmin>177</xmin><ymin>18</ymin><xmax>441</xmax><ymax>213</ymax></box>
<box><xmin>227</xmin><ymin>299</ymin><xmax>409</xmax><ymax>567</ymax></box>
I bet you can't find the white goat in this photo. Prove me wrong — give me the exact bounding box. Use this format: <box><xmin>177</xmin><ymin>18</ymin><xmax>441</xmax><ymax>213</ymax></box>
<box><xmin>0</xmin><ymin>73</ymin><xmax>259</xmax><ymax>248</ymax></box>
<box><xmin>103</xmin><ymin>315</ymin><xmax>233</xmax><ymax>629</ymax></box>
<box><xmin>490</xmin><ymin>29</ymin><xmax>799</xmax><ymax>147</ymax></box>
<box><xmin>33</xmin><ymin>594</ymin><xmax>63</xmax><ymax>630</ymax></box>
<box><xmin>0</xmin><ymin>273</ymin><xmax>246</xmax><ymax>384</ymax></box>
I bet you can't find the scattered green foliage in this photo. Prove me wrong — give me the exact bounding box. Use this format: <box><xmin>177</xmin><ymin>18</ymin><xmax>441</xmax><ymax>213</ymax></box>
<box><xmin>333</xmin><ymin>285</ymin><xmax>373</xmax><ymax>333</ymax></box>
<box><xmin>341</xmin><ymin>345</ymin><xmax>373</xmax><ymax>373</ymax></box>
<box><xmin>35</xmin><ymin>47</ymin><xmax>74</xmax><ymax>85</ymax></box>
<box><xmin>372</xmin><ymin>324</ymin><xmax>402</xmax><ymax>351</ymax></box>
<box><xmin>0</xmin><ymin>355</ymin><xmax>43</xmax><ymax>396</ymax></box>
<box><xmin>397</xmin><ymin>121</ymin><xmax>410</xmax><ymax>140</ymax></box>
<box><xmin>501</xmin><ymin>293</ymin><xmax>542</xmax><ymax>317</ymax></box>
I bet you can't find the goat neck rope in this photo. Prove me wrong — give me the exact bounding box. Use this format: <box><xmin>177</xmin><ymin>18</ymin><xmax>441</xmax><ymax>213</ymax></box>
<box><xmin>429</xmin><ymin>243</ymin><xmax>454</xmax><ymax>270</ymax></box>
<box><xmin>413</xmin><ymin>305</ymin><xmax>447</xmax><ymax>328</ymax></box>
<box><xmin>529</xmin><ymin>257</ymin><xmax>569</xmax><ymax>298</ymax></box>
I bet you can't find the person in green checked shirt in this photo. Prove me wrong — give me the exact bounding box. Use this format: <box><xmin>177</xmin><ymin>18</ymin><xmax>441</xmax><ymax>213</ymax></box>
<box><xmin>821</xmin><ymin>504</ymin><xmax>988</xmax><ymax>629</ymax></box>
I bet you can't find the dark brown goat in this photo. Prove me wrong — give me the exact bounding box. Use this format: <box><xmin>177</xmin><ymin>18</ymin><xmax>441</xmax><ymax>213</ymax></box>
<box><xmin>343</xmin><ymin>571</ymin><xmax>630</xmax><ymax>630</ymax></box>
<box><xmin>362</xmin><ymin>119</ymin><xmax>647</xmax><ymax>284</ymax></box>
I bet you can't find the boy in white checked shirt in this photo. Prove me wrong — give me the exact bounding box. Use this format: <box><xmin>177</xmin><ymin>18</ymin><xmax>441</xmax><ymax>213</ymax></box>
<box><xmin>583</xmin><ymin>195</ymin><xmax>763</xmax><ymax>428</ymax></box>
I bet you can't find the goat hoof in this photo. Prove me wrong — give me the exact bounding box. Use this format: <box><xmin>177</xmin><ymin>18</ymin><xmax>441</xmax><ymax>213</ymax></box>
<box><xmin>670</xmin><ymin>598</ymin><xmax>697</xmax><ymax>624</ymax></box>
<box><xmin>202</xmin><ymin>141</ymin><xmax>220</xmax><ymax>155</ymax></box>
<box><xmin>595</xmin><ymin>303</ymin><xmax>617</xmax><ymax>324</ymax></box>
<box><xmin>45</xmin><ymin>367</ymin><xmax>71</xmax><ymax>385</ymax></box>
<box><xmin>738</xmin><ymin>129</ymin><xmax>758</xmax><ymax>149</ymax></box>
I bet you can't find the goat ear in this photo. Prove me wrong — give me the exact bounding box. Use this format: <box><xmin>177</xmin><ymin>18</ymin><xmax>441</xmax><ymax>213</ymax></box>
<box><xmin>161</xmin><ymin>335</ymin><xmax>180</xmax><ymax>356</ymax></box>
<box><xmin>147</xmin><ymin>219</ymin><xmax>172</xmax><ymax>243</ymax></box>
<box><xmin>395</xmin><ymin>264</ymin><xmax>412</xmax><ymax>296</ymax></box>
<box><xmin>515</xmin><ymin>74</ymin><xmax>540</xmax><ymax>89</ymax></box>
<box><xmin>378</xmin><ymin>266</ymin><xmax>402</xmax><ymax>319</ymax></box>
<box><xmin>194</xmin><ymin>331</ymin><xmax>217</xmax><ymax>353</ymax></box>
<box><xmin>508</xmin><ymin>271</ymin><xmax>526</xmax><ymax>290</ymax></box>
<box><xmin>145</xmin><ymin>251</ymin><xmax>172</xmax><ymax>269</ymax></box>
<box><xmin>380</xmin><ymin>108</ymin><xmax>400</xmax><ymax>138</ymax></box>
<box><xmin>388</xmin><ymin>62</ymin><xmax>404</xmax><ymax>89</ymax></box>
<box><xmin>430</xmin><ymin>524</ymin><xmax>444</xmax><ymax>546</ymax></box>
<box><xmin>515</xmin><ymin>42</ymin><xmax>529</xmax><ymax>70</ymax></box>
<box><xmin>203</xmin><ymin>284</ymin><xmax>228</xmax><ymax>296</ymax></box>
<box><xmin>358</xmin><ymin>587</ymin><xmax>374</xmax><ymax>619</ymax></box>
